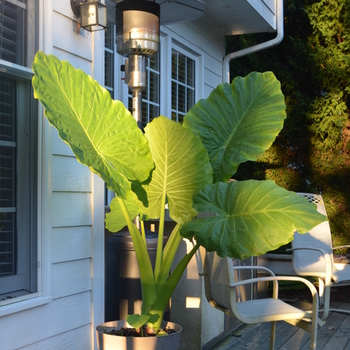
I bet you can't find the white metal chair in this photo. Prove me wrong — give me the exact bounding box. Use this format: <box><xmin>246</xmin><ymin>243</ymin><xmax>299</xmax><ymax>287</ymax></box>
<box><xmin>289</xmin><ymin>192</ymin><xmax>350</xmax><ymax>323</ymax></box>
<box><xmin>203</xmin><ymin>251</ymin><xmax>319</xmax><ymax>350</ymax></box>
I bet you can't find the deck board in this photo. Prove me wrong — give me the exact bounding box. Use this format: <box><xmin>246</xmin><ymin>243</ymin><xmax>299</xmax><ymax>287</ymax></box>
<box><xmin>210</xmin><ymin>302</ymin><xmax>350</xmax><ymax>350</ymax></box>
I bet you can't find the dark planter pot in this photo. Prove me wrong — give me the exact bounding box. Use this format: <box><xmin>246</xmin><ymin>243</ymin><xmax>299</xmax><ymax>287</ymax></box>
<box><xmin>105</xmin><ymin>230</ymin><xmax>170</xmax><ymax>322</ymax></box>
<box><xmin>96</xmin><ymin>320</ymin><xmax>182</xmax><ymax>350</ymax></box>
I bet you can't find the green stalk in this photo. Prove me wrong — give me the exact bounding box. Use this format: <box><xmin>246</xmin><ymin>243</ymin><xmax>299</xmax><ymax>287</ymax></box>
<box><xmin>155</xmin><ymin>224</ymin><xmax>182</xmax><ymax>292</ymax></box>
<box><xmin>154</xmin><ymin>193</ymin><xmax>167</xmax><ymax>282</ymax></box>
<box><xmin>117</xmin><ymin>197</ymin><xmax>157</xmax><ymax>313</ymax></box>
<box><xmin>140</xmin><ymin>219</ymin><xmax>146</xmax><ymax>246</ymax></box>
<box><xmin>149</xmin><ymin>243</ymin><xmax>200</xmax><ymax>331</ymax></box>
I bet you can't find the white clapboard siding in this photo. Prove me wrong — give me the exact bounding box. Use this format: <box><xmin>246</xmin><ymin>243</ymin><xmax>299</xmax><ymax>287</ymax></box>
<box><xmin>203</xmin><ymin>84</ymin><xmax>215</xmax><ymax>100</ymax></box>
<box><xmin>165</xmin><ymin>22</ymin><xmax>223</xmax><ymax>62</ymax></box>
<box><xmin>0</xmin><ymin>292</ymin><xmax>91</xmax><ymax>350</ymax></box>
<box><xmin>52</xmin><ymin>10</ymin><xmax>92</xmax><ymax>62</ymax></box>
<box><xmin>204</xmin><ymin>53</ymin><xmax>223</xmax><ymax>79</ymax></box>
<box><xmin>52</xmin><ymin>192</ymin><xmax>92</xmax><ymax>227</ymax></box>
<box><xmin>52</xmin><ymin>226</ymin><xmax>92</xmax><ymax>263</ymax></box>
<box><xmin>52</xmin><ymin>0</ymin><xmax>76</xmax><ymax>20</ymax></box>
<box><xmin>52</xmin><ymin>46</ymin><xmax>93</xmax><ymax>73</ymax></box>
<box><xmin>17</xmin><ymin>325</ymin><xmax>91</xmax><ymax>350</ymax></box>
<box><xmin>52</xmin><ymin>130</ymin><xmax>75</xmax><ymax>157</ymax></box>
<box><xmin>52</xmin><ymin>155</ymin><xmax>92</xmax><ymax>192</ymax></box>
<box><xmin>51</xmin><ymin>259</ymin><xmax>92</xmax><ymax>299</ymax></box>
<box><xmin>204</xmin><ymin>68</ymin><xmax>222</xmax><ymax>92</ymax></box>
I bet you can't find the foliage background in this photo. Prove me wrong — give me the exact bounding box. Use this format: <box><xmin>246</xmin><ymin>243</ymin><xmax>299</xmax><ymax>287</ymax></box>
<box><xmin>228</xmin><ymin>0</ymin><xmax>350</xmax><ymax>247</ymax></box>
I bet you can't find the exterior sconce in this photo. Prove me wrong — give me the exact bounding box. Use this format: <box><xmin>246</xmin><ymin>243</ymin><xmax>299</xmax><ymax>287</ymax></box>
<box><xmin>71</xmin><ymin>0</ymin><xmax>107</xmax><ymax>32</ymax></box>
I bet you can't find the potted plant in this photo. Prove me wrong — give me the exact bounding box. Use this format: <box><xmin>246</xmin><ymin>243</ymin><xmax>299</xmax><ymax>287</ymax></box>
<box><xmin>32</xmin><ymin>51</ymin><xmax>326</xmax><ymax>349</ymax></box>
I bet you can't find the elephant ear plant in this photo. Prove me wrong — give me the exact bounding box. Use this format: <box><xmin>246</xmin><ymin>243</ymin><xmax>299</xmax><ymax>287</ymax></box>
<box><xmin>32</xmin><ymin>51</ymin><xmax>326</xmax><ymax>335</ymax></box>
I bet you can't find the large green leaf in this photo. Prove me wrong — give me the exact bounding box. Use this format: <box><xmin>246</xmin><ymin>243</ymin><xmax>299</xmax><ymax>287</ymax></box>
<box><xmin>181</xmin><ymin>180</ymin><xmax>327</xmax><ymax>259</ymax></box>
<box><xmin>143</xmin><ymin>116</ymin><xmax>212</xmax><ymax>225</ymax></box>
<box><xmin>183</xmin><ymin>72</ymin><xmax>286</xmax><ymax>183</ymax></box>
<box><xmin>32</xmin><ymin>51</ymin><xmax>153</xmax><ymax>199</ymax></box>
<box><xmin>105</xmin><ymin>194</ymin><xmax>140</xmax><ymax>232</ymax></box>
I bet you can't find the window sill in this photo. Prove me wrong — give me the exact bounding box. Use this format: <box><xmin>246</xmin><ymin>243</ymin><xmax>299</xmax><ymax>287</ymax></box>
<box><xmin>0</xmin><ymin>295</ymin><xmax>52</xmax><ymax>317</ymax></box>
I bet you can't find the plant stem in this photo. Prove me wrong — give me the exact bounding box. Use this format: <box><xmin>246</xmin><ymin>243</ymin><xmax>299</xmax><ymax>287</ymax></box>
<box><xmin>154</xmin><ymin>193</ymin><xmax>166</xmax><ymax>281</ymax></box>
<box><xmin>155</xmin><ymin>224</ymin><xmax>182</xmax><ymax>291</ymax></box>
<box><xmin>117</xmin><ymin>196</ymin><xmax>157</xmax><ymax>313</ymax></box>
<box><xmin>149</xmin><ymin>242</ymin><xmax>200</xmax><ymax>330</ymax></box>
<box><xmin>140</xmin><ymin>219</ymin><xmax>146</xmax><ymax>246</ymax></box>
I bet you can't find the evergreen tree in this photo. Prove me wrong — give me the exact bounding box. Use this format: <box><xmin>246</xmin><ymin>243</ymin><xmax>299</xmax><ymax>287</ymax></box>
<box><xmin>228</xmin><ymin>0</ymin><xmax>350</xmax><ymax>246</ymax></box>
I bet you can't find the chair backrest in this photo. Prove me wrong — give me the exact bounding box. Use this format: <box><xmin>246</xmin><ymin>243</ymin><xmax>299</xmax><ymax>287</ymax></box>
<box><xmin>292</xmin><ymin>193</ymin><xmax>334</xmax><ymax>276</ymax></box>
<box><xmin>203</xmin><ymin>251</ymin><xmax>235</xmax><ymax>313</ymax></box>
<box><xmin>203</xmin><ymin>251</ymin><xmax>256</xmax><ymax>316</ymax></box>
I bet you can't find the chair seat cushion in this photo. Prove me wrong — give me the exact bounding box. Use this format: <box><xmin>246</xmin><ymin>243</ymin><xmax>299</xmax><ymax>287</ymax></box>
<box><xmin>332</xmin><ymin>263</ymin><xmax>350</xmax><ymax>283</ymax></box>
<box><xmin>236</xmin><ymin>298</ymin><xmax>310</xmax><ymax>323</ymax></box>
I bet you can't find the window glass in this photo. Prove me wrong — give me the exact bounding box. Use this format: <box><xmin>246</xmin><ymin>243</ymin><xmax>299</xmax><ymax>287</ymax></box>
<box><xmin>104</xmin><ymin>24</ymin><xmax>115</xmax><ymax>98</ymax></box>
<box><xmin>0</xmin><ymin>77</ymin><xmax>16</xmax><ymax>277</ymax></box>
<box><xmin>0</xmin><ymin>0</ymin><xmax>38</xmax><ymax>300</ymax></box>
<box><xmin>171</xmin><ymin>49</ymin><xmax>195</xmax><ymax>123</ymax></box>
<box><xmin>0</xmin><ymin>0</ymin><xmax>36</xmax><ymax>68</ymax></box>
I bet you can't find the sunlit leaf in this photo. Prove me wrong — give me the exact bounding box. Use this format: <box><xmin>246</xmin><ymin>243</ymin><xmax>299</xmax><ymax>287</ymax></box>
<box><xmin>184</xmin><ymin>72</ymin><xmax>286</xmax><ymax>182</ymax></box>
<box><xmin>181</xmin><ymin>180</ymin><xmax>327</xmax><ymax>259</ymax></box>
<box><xmin>105</xmin><ymin>195</ymin><xmax>140</xmax><ymax>232</ymax></box>
<box><xmin>126</xmin><ymin>314</ymin><xmax>150</xmax><ymax>329</ymax></box>
<box><xmin>143</xmin><ymin>116</ymin><xmax>212</xmax><ymax>224</ymax></box>
<box><xmin>32</xmin><ymin>51</ymin><xmax>153</xmax><ymax>199</ymax></box>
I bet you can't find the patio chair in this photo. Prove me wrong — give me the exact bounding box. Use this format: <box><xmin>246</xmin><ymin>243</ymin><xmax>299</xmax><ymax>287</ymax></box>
<box><xmin>289</xmin><ymin>192</ymin><xmax>350</xmax><ymax>323</ymax></box>
<box><xmin>203</xmin><ymin>251</ymin><xmax>319</xmax><ymax>350</ymax></box>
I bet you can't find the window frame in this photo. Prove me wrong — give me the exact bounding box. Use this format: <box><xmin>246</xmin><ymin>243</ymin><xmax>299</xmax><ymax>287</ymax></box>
<box><xmin>170</xmin><ymin>45</ymin><xmax>196</xmax><ymax>123</ymax></box>
<box><xmin>163</xmin><ymin>35</ymin><xmax>203</xmax><ymax>122</ymax></box>
<box><xmin>0</xmin><ymin>0</ymin><xmax>42</xmax><ymax>307</ymax></box>
<box><xmin>0</xmin><ymin>75</ymin><xmax>38</xmax><ymax>298</ymax></box>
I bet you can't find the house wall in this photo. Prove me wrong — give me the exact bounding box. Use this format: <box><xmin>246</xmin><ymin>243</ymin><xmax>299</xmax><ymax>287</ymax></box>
<box><xmin>1</xmin><ymin>2</ymin><xmax>235</xmax><ymax>350</ymax></box>
<box><xmin>0</xmin><ymin>1</ymin><xmax>104</xmax><ymax>349</ymax></box>
<box><xmin>164</xmin><ymin>21</ymin><xmax>223</xmax><ymax>98</ymax></box>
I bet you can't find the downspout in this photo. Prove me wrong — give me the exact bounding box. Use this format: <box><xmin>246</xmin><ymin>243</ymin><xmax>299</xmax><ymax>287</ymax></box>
<box><xmin>222</xmin><ymin>0</ymin><xmax>284</xmax><ymax>83</ymax></box>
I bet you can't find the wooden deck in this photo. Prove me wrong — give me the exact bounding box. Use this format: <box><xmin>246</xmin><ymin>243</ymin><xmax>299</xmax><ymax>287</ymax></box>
<box><xmin>210</xmin><ymin>302</ymin><xmax>350</xmax><ymax>349</ymax></box>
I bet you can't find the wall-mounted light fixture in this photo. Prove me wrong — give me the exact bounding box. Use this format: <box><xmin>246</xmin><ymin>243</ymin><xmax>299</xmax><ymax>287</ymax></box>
<box><xmin>71</xmin><ymin>0</ymin><xmax>107</xmax><ymax>32</ymax></box>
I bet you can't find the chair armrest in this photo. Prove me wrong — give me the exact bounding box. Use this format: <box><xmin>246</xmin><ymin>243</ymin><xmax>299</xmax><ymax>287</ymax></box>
<box><xmin>333</xmin><ymin>245</ymin><xmax>350</xmax><ymax>251</ymax></box>
<box><xmin>229</xmin><ymin>275</ymin><xmax>319</xmax><ymax>304</ymax></box>
<box><xmin>232</xmin><ymin>265</ymin><xmax>276</xmax><ymax>276</ymax></box>
<box><xmin>287</xmin><ymin>247</ymin><xmax>332</xmax><ymax>284</ymax></box>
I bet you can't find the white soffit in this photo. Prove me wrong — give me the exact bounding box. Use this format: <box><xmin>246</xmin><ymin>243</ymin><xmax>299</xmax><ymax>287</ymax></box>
<box><xmin>106</xmin><ymin>0</ymin><xmax>207</xmax><ymax>25</ymax></box>
<box><xmin>193</xmin><ymin>0</ymin><xmax>277</xmax><ymax>36</ymax></box>
<box><xmin>157</xmin><ymin>0</ymin><xmax>207</xmax><ymax>25</ymax></box>
<box><xmin>106</xmin><ymin>0</ymin><xmax>277</xmax><ymax>36</ymax></box>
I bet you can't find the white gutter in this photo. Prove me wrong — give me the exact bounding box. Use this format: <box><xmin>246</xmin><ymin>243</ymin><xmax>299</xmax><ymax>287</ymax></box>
<box><xmin>222</xmin><ymin>0</ymin><xmax>284</xmax><ymax>83</ymax></box>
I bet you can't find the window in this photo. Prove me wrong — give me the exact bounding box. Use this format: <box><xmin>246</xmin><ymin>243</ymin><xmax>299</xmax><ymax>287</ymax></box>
<box><xmin>0</xmin><ymin>0</ymin><xmax>38</xmax><ymax>301</ymax></box>
<box><xmin>104</xmin><ymin>24</ymin><xmax>115</xmax><ymax>98</ymax></box>
<box><xmin>171</xmin><ymin>49</ymin><xmax>195</xmax><ymax>124</ymax></box>
<box><xmin>104</xmin><ymin>24</ymin><xmax>116</xmax><ymax>207</ymax></box>
<box><xmin>0</xmin><ymin>0</ymin><xmax>36</xmax><ymax>67</ymax></box>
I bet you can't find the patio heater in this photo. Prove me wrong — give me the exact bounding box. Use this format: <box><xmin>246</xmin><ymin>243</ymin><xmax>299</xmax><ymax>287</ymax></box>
<box><xmin>111</xmin><ymin>0</ymin><xmax>207</xmax><ymax>127</ymax></box>
<box><xmin>113</xmin><ymin>0</ymin><xmax>160</xmax><ymax>128</ymax></box>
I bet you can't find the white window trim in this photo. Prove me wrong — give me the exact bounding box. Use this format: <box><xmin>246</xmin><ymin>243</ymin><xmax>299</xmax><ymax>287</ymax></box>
<box><xmin>0</xmin><ymin>64</ymin><xmax>52</xmax><ymax>316</ymax></box>
<box><xmin>160</xmin><ymin>29</ymin><xmax>204</xmax><ymax>119</ymax></box>
<box><xmin>0</xmin><ymin>0</ymin><xmax>53</xmax><ymax>315</ymax></box>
